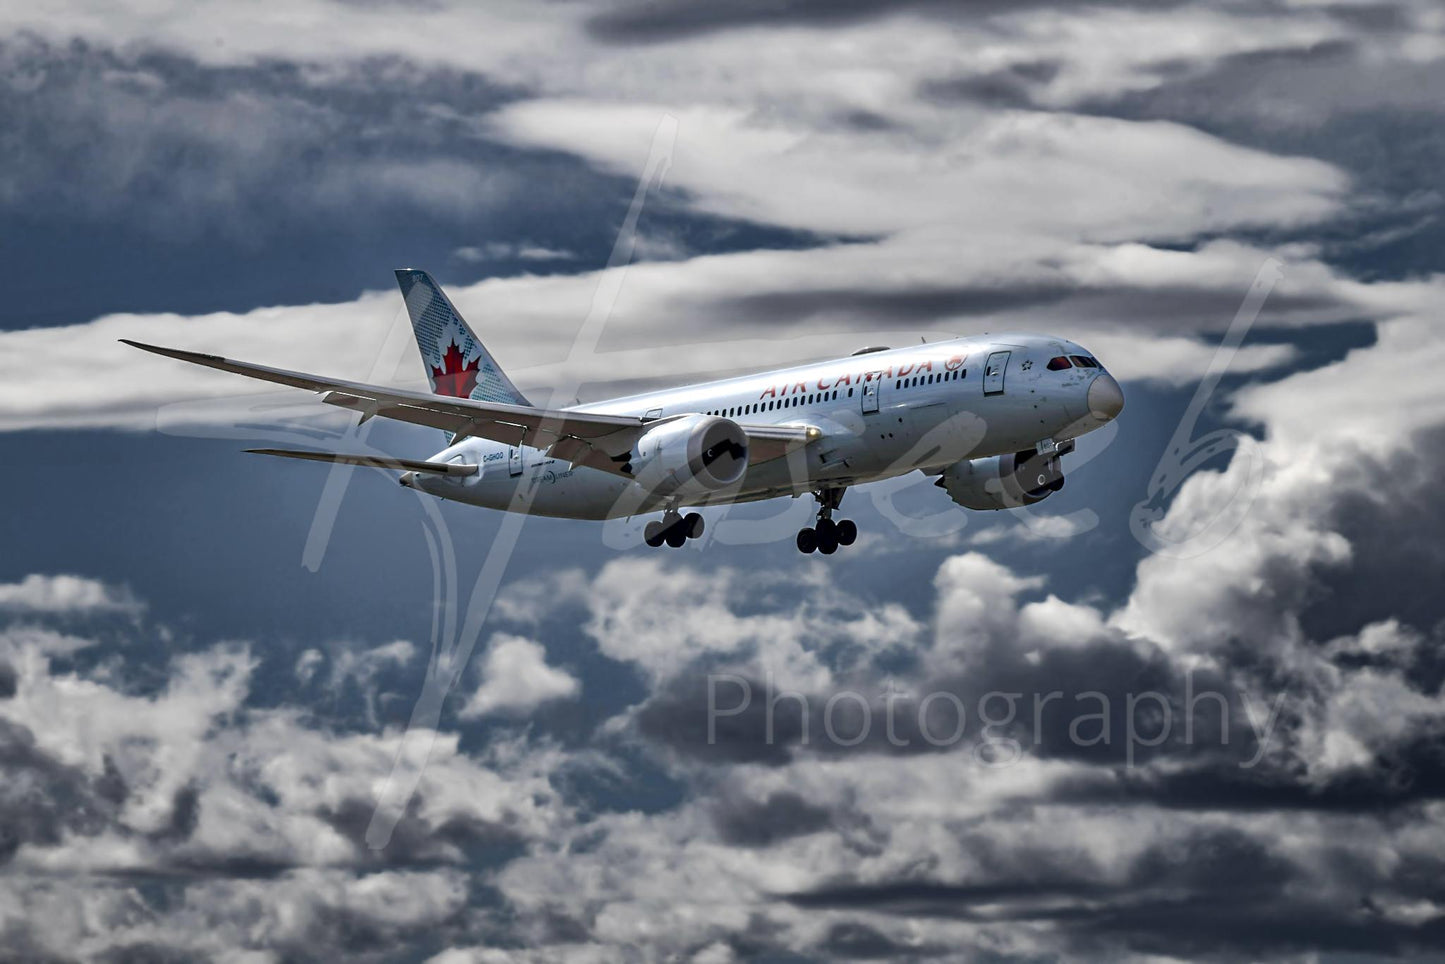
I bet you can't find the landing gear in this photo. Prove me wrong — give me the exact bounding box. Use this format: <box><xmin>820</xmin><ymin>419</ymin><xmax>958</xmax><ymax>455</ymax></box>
<box><xmin>644</xmin><ymin>510</ymin><xmax>705</xmax><ymax>549</ymax></box>
<box><xmin>796</xmin><ymin>488</ymin><xmax>858</xmax><ymax>554</ymax></box>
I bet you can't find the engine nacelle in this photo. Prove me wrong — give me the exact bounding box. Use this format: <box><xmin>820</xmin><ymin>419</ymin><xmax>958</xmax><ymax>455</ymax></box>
<box><xmin>629</xmin><ymin>415</ymin><xmax>749</xmax><ymax>497</ymax></box>
<box><xmin>937</xmin><ymin>449</ymin><xmax>1064</xmax><ymax>511</ymax></box>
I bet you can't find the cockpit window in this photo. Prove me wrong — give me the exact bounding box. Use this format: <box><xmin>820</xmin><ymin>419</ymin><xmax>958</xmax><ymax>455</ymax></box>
<box><xmin>1047</xmin><ymin>356</ymin><xmax>1073</xmax><ymax>371</ymax></box>
<box><xmin>1070</xmin><ymin>355</ymin><xmax>1099</xmax><ymax>368</ymax></box>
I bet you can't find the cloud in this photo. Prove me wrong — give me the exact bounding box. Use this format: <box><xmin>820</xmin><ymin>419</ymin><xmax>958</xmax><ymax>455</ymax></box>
<box><xmin>6</xmin><ymin>2</ymin><xmax>1445</xmax><ymax>959</ymax></box>
<box><xmin>453</xmin><ymin>242</ymin><xmax>576</xmax><ymax>263</ymax></box>
<box><xmin>460</xmin><ymin>634</ymin><xmax>580</xmax><ymax>718</ymax></box>
<box><xmin>0</xmin><ymin>236</ymin><xmax>1376</xmax><ymax>433</ymax></box>
<box><xmin>490</xmin><ymin>100</ymin><xmax>1348</xmax><ymax>239</ymax></box>
<box><xmin>0</xmin><ymin>574</ymin><xmax>143</xmax><ymax>616</ymax></box>
<box><xmin>0</xmin><ymin>614</ymin><xmax>572</xmax><ymax>958</ymax></box>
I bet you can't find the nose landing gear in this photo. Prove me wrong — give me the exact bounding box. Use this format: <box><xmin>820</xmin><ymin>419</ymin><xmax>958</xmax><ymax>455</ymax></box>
<box><xmin>644</xmin><ymin>510</ymin><xmax>704</xmax><ymax>548</ymax></box>
<box><xmin>797</xmin><ymin>488</ymin><xmax>857</xmax><ymax>555</ymax></box>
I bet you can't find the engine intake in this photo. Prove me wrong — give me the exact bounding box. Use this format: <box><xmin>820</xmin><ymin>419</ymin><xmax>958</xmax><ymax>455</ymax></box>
<box><xmin>937</xmin><ymin>448</ymin><xmax>1065</xmax><ymax>511</ymax></box>
<box><xmin>630</xmin><ymin>415</ymin><xmax>749</xmax><ymax>496</ymax></box>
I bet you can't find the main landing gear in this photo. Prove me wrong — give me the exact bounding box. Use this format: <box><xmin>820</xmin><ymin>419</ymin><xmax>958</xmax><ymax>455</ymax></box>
<box><xmin>644</xmin><ymin>510</ymin><xmax>704</xmax><ymax>549</ymax></box>
<box><xmin>797</xmin><ymin>488</ymin><xmax>857</xmax><ymax>555</ymax></box>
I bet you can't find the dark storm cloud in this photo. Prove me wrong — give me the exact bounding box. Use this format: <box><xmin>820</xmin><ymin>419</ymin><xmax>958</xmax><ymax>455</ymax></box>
<box><xmin>1300</xmin><ymin>430</ymin><xmax>1445</xmax><ymax>648</ymax></box>
<box><xmin>0</xmin><ymin>35</ymin><xmax>828</xmax><ymax>327</ymax></box>
<box><xmin>0</xmin><ymin>718</ymin><xmax>125</xmax><ymax>864</ymax></box>
<box><xmin>708</xmin><ymin>787</ymin><xmax>887</xmax><ymax>852</ymax></box>
<box><xmin>711</xmin><ymin>790</ymin><xmax>834</xmax><ymax>846</ymax></box>
<box><xmin>1079</xmin><ymin>36</ymin><xmax>1445</xmax><ymax>279</ymax></box>
<box><xmin>585</xmin><ymin>0</ymin><xmax>1192</xmax><ymax>44</ymax></box>
<box><xmin>919</xmin><ymin>60</ymin><xmax>1062</xmax><ymax>109</ymax></box>
<box><xmin>634</xmin><ymin>637</ymin><xmax>1261</xmax><ymax>770</ymax></box>
<box><xmin>818</xmin><ymin>920</ymin><xmax>949</xmax><ymax>958</ymax></box>
<box><xmin>715</xmin><ymin>276</ymin><xmax>1345</xmax><ymax>332</ymax></box>
<box><xmin>1052</xmin><ymin>724</ymin><xmax>1445</xmax><ymax>813</ymax></box>
<box><xmin>0</xmin><ymin>34</ymin><xmax>524</xmax><ymax>229</ymax></box>
<box><xmin>725</xmin><ymin>280</ymin><xmax>1075</xmax><ymax>325</ymax></box>
<box><xmin>320</xmin><ymin>795</ymin><xmax>527</xmax><ymax>868</ymax></box>
<box><xmin>787</xmin><ymin>826</ymin><xmax>1290</xmax><ymax>913</ymax></box>
<box><xmin>788</xmin><ymin>824</ymin><xmax>1445</xmax><ymax>956</ymax></box>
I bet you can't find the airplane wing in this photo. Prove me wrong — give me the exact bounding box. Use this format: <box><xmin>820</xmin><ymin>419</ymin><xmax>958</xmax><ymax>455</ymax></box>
<box><xmin>123</xmin><ymin>340</ymin><xmax>819</xmax><ymax>473</ymax></box>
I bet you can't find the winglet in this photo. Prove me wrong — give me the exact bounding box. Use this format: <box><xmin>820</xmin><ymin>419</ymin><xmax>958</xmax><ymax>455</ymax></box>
<box><xmin>120</xmin><ymin>338</ymin><xmax>226</xmax><ymax>364</ymax></box>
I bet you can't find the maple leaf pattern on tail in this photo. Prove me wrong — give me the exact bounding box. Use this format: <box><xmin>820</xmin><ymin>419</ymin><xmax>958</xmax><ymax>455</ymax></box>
<box><xmin>431</xmin><ymin>340</ymin><xmax>480</xmax><ymax>398</ymax></box>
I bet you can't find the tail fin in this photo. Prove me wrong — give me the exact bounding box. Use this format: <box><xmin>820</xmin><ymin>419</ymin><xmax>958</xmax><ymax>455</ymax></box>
<box><xmin>394</xmin><ymin>268</ymin><xmax>531</xmax><ymax>408</ymax></box>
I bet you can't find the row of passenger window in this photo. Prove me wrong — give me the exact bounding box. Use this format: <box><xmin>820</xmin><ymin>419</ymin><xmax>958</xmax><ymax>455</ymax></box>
<box><xmin>1046</xmin><ymin>355</ymin><xmax>1101</xmax><ymax>371</ymax></box>
<box><xmin>707</xmin><ymin>387</ymin><xmax>850</xmax><ymax>420</ymax></box>
<box><xmin>895</xmin><ymin>368</ymin><xmax>965</xmax><ymax>392</ymax></box>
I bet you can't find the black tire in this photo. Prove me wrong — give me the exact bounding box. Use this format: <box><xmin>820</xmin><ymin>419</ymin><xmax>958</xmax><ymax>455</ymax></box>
<box><xmin>815</xmin><ymin>518</ymin><xmax>837</xmax><ymax>541</ymax></box>
<box><xmin>796</xmin><ymin>528</ymin><xmax>817</xmax><ymax>553</ymax></box>
<box><xmin>1048</xmin><ymin>477</ymin><xmax>1065</xmax><ymax>492</ymax></box>
<box><xmin>665</xmin><ymin>525</ymin><xmax>688</xmax><ymax>548</ymax></box>
<box><xmin>685</xmin><ymin>512</ymin><xmax>705</xmax><ymax>539</ymax></box>
<box><xmin>817</xmin><ymin>527</ymin><xmax>839</xmax><ymax>554</ymax></box>
<box><xmin>644</xmin><ymin>520</ymin><xmax>665</xmax><ymax>548</ymax></box>
<box><xmin>836</xmin><ymin>519</ymin><xmax>857</xmax><ymax>545</ymax></box>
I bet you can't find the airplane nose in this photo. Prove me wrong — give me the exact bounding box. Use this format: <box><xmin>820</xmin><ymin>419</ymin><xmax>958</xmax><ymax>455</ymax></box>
<box><xmin>1087</xmin><ymin>372</ymin><xmax>1125</xmax><ymax>421</ymax></box>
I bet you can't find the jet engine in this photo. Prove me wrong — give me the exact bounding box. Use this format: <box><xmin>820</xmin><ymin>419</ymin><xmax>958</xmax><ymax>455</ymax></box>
<box><xmin>937</xmin><ymin>446</ymin><xmax>1067</xmax><ymax>511</ymax></box>
<box><xmin>628</xmin><ymin>414</ymin><xmax>749</xmax><ymax>497</ymax></box>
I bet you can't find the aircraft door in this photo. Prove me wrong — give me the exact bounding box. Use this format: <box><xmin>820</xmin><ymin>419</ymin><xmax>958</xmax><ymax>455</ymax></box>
<box><xmin>508</xmin><ymin>446</ymin><xmax>523</xmax><ymax>476</ymax></box>
<box><xmin>861</xmin><ymin>377</ymin><xmax>879</xmax><ymax>414</ymax></box>
<box><xmin>983</xmin><ymin>351</ymin><xmax>1010</xmax><ymax>396</ymax></box>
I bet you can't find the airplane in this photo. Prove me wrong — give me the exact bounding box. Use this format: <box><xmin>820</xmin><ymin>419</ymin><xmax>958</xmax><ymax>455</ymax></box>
<box><xmin>124</xmin><ymin>268</ymin><xmax>1124</xmax><ymax>554</ymax></box>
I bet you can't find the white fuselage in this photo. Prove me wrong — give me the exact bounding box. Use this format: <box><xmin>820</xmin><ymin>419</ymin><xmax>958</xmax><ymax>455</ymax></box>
<box><xmin>410</xmin><ymin>333</ymin><xmax>1116</xmax><ymax>520</ymax></box>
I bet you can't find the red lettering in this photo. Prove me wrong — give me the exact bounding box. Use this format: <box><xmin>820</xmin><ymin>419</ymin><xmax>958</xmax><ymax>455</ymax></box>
<box><xmin>760</xmin><ymin>385</ymin><xmax>777</xmax><ymax>399</ymax></box>
<box><xmin>897</xmin><ymin>363</ymin><xmax>915</xmax><ymax>377</ymax></box>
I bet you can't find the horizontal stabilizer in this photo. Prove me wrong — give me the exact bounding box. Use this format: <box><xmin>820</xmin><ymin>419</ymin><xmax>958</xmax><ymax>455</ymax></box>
<box><xmin>246</xmin><ymin>448</ymin><xmax>477</xmax><ymax>477</ymax></box>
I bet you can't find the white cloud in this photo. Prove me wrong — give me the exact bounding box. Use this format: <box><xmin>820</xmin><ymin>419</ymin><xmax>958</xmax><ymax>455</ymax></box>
<box><xmin>453</xmin><ymin>243</ymin><xmax>576</xmax><ymax>263</ymax></box>
<box><xmin>492</xmin><ymin>100</ymin><xmax>1347</xmax><ymax>239</ymax></box>
<box><xmin>1114</xmin><ymin>281</ymin><xmax>1445</xmax><ymax>655</ymax></box>
<box><xmin>0</xmin><ymin>574</ymin><xmax>143</xmax><ymax>616</ymax></box>
<box><xmin>968</xmin><ymin>512</ymin><xmax>1092</xmax><ymax>546</ymax></box>
<box><xmin>460</xmin><ymin>634</ymin><xmax>580</xmax><ymax>718</ymax></box>
<box><xmin>580</xmin><ymin>557</ymin><xmax>922</xmax><ymax>689</ymax></box>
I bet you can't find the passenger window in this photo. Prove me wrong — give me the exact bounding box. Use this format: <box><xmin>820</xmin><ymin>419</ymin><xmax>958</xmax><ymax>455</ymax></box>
<box><xmin>1047</xmin><ymin>356</ymin><xmax>1073</xmax><ymax>371</ymax></box>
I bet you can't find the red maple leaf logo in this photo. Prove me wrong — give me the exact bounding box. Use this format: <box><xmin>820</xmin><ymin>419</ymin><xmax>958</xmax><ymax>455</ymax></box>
<box><xmin>431</xmin><ymin>341</ymin><xmax>480</xmax><ymax>398</ymax></box>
